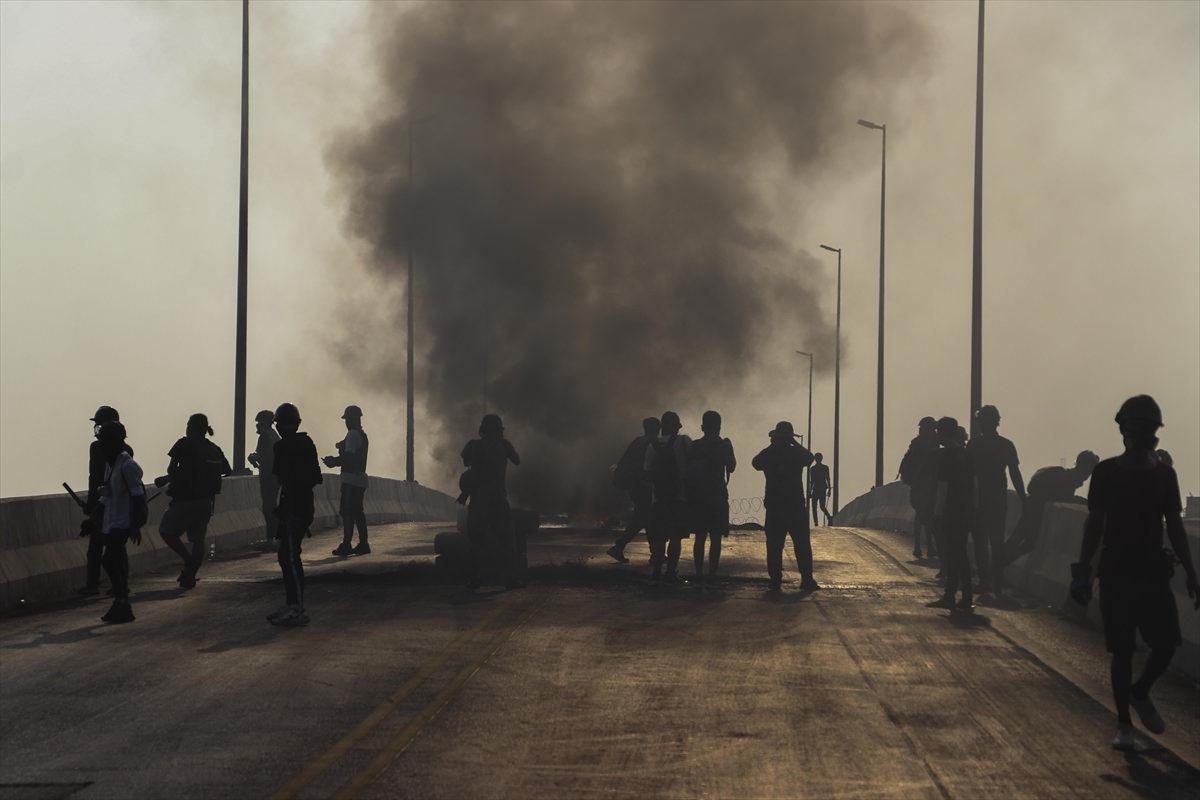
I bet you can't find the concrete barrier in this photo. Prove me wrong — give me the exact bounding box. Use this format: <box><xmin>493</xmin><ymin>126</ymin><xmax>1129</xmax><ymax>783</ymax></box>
<box><xmin>833</xmin><ymin>481</ymin><xmax>1200</xmax><ymax>681</ymax></box>
<box><xmin>0</xmin><ymin>475</ymin><xmax>458</xmax><ymax>610</ymax></box>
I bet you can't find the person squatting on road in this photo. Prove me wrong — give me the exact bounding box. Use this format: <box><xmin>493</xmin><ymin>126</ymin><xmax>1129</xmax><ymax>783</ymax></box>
<box><xmin>155</xmin><ymin>413</ymin><xmax>232</xmax><ymax>590</ymax></box>
<box><xmin>1002</xmin><ymin>450</ymin><xmax>1099</xmax><ymax>570</ymax></box>
<box><xmin>644</xmin><ymin>411</ymin><xmax>691</xmax><ymax>584</ymax></box>
<box><xmin>899</xmin><ymin>416</ymin><xmax>940</xmax><ymax>560</ymax></box>
<box><xmin>327</xmin><ymin>405</ymin><xmax>371</xmax><ymax>558</ymax></box>
<box><xmin>1069</xmin><ymin>395</ymin><xmax>1199</xmax><ymax>751</ymax></box>
<box><xmin>248</xmin><ymin>409</ymin><xmax>281</xmax><ymax>543</ymax></box>
<box><xmin>95</xmin><ymin>422</ymin><xmax>146</xmax><ymax>624</ymax></box>
<box><xmin>686</xmin><ymin>410</ymin><xmax>736</xmax><ymax>584</ymax></box>
<box><xmin>966</xmin><ymin>405</ymin><xmax>1025</xmax><ymax>597</ymax></box>
<box><xmin>809</xmin><ymin>453</ymin><xmax>832</xmax><ymax>528</ymax></box>
<box><xmin>752</xmin><ymin>421</ymin><xmax>818</xmax><ymax>593</ymax></box>
<box><xmin>79</xmin><ymin>405</ymin><xmax>132</xmax><ymax>596</ymax></box>
<box><xmin>269</xmin><ymin>403</ymin><xmax>322</xmax><ymax>627</ymax></box>
<box><xmin>461</xmin><ymin>414</ymin><xmax>523</xmax><ymax>590</ymax></box>
<box><xmin>607</xmin><ymin>417</ymin><xmax>660</xmax><ymax>564</ymax></box>
<box><xmin>928</xmin><ymin>419</ymin><xmax>975</xmax><ymax>611</ymax></box>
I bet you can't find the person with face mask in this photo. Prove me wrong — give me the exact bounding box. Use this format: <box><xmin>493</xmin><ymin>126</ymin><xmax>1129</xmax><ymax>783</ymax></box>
<box><xmin>461</xmin><ymin>414</ymin><xmax>522</xmax><ymax>590</ymax></box>
<box><xmin>78</xmin><ymin>406</ymin><xmax>132</xmax><ymax>596</ymax></box>
<box><xmin>95</xmin><ymin>421</ymin><xmax>146</xmax><ymax>624</ymax></box>
<box><xmin>1069</xmin><ymin>396</ymin><xmax>1199</xmax><ymax>751</ymax></box>
<box><xmin>927</xmin><ymin>419</ymin><xmax>974</xmax><ymax>612</ymax></box>
<box><xmin>248</xmin><ymin>409</ymin><xmax>281</xmax><ymax>543</ymax></box>
<box><xmin>752</xmin><ymin>421</ymin><xmax>817</xmax><ymax>593</ymax></box>
<box><xmin>268</xmin><ymin>403</ymin><xmax>322</xmax><ymax>626</ymax></box>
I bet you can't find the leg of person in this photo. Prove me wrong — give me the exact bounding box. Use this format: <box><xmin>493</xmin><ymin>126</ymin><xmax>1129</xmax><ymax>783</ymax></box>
<box><xmin>159</xmin><ymin>502</ymin><xmax>194</xmax><ymax>578</ymax></box>
<box><xmin>709</xmin><ymin>501</ymin><xmax>727</xmax><ymax>576</ymax></box>
<box><xmin>987</xmin><ymin>500</ymin><xmax>1008</xmax><ymax>595</ymax></box>
<box><xmin>466</xmin><ymin>501</ymin><xmax>488</xmax><ymax>588</ymax></box>
<box><xmin>495</xmin><ymin>501</ymin><xmax>522</xmax><ymax>588</ymax></box>
<box><xmin>970</xmin><ymin>524</ymin><xmax>990</xmax><ymax>593</ymax></box>
<box><xmin>83</xmin><ymin>524</ymin><xmax>105</xmax><ymax>592</ymax></box>
<box><xmin>260</xmin><ymin>477</ymin><xmax>280</xmax><ymax>541</ymax></box>
<box><xmin>184</xmin><ymin>500</ymin><xmax>213</xmax><ymax>586</ymax></box>
<box><xmin>1099</xmin><ymin>577</ymin><xmax>1137</xmax><ymax>747</ymax></box>
<box><xmin>271</xmin><ymin>520</ymin><xmax>307</xmax><ymax>625</ymax></box>
<box><xmin>792</xmin><ymin>506</ymin><xmax>817</xmax><ymax>589</ymax></box>
<box><xmin>764</xmin><ymin>506</ymin><xmax>784</xmax><ymax>590</ymax></box>
<box><xmin>100</xmin><ymin>530</ymin><xmax>133</xmax><ymax>623</ymax></box>
<box><xmin>664</xmin><ymin>519</ymin><xmax>682</xmax><ymax>580</ymax></box>
<box><xmin>1127</xmin><ymin>581</ymin><xmax>1181</xmax><ymax>735</ymax></box>
<box><xmin>812</xmin><ymin>497</ymin><xmax>820</xmax><ymax>527</ymax></box>
<box><xmin>334</xmin><ymin>485</ymin><xmax>355</xmax><ymax>556</ymax></box>
<box><xmin>351</xmin><ymin>486</ymin><xmax>370</xmax><ymax>554</ymax></box>
<box><xmin>1002</xmin><ymin>503</ymin><xmax>1043</xmax><ymax>568</ymax></box>
<box><xmin>819</xmin><ymin>497</ymin><xmax>832</xmax><ymax>526</ymax></box>
<box><xmin>693</xmin><ymin>530</ymin><xmax>708</xmax><ymax>577</ymax></box>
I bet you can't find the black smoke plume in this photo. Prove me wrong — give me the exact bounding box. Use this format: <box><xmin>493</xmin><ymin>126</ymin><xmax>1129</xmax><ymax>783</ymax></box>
<box><xmin>332</xmin><ymin>0</ymin><xmax>927</xmax><ymax>511</ymax></box>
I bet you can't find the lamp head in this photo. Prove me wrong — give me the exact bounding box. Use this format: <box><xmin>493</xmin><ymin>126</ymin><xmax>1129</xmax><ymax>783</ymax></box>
<box><xmin>819</xmin><ymin>244</ymin><xmax>839</xmax><ymax>253</ymax></box>
<box><xmin>857</xmin><ymin>119</ymin><xmax>883</xmax><ymax>130</ymax></box>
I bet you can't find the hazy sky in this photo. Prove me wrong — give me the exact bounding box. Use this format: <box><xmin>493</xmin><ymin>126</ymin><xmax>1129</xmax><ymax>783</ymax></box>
<box><xmin>1</xmin><ymin>0</ymin><xmax>1197</xmax><ymax>508</ymax></box>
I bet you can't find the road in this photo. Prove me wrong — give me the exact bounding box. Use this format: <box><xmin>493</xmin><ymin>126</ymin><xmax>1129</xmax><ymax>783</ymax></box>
<box><xmin>1</xmin><ymin>521</ymin><xmax>1198</xmax><ymax>799</ymax></box>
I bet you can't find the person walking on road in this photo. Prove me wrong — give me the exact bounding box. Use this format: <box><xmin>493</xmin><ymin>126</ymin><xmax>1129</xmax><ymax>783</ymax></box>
<box><xmin>461</xmin><ymin>414</ymin><xmax>522</xmax><ymax>590</ymax></box>
<box><xmin>1069</xmin><ymin>395</ymin><xmax>1199</xmax><ymax>751</ymax></box>
<box><xmin>1002</xmin><ymin>450</ymin><xmax>1100</xmax><ymax>569</ymax></box>
<box><xmin>95</xmin><ymin>421</ymin><xmax>146</xmax><ymax>624</ymax></box>
<box><xmin>686</xmin><ymin>410</ymin><xmax>736</xmax><ymax>583</ymax></box>
<box><xmin>248</xmin><ymin>409</ymin><xmax>280</xmax><ymax>544</ymax></box>
<box><xmin>645</xmin><ymin>411</ymin><xmax>690</xmax><ymax>584</ymax></box>
<box><xmin>809</xmin><ymin>453</ymin><xmax>832</xmax><ymax>527</ymax></box>
<box><xmin>607</xmin><ymin>417</ymin><xmax>660</xmax><ymax>563</ymax></box>
<box><xmin>326</xmin><ymin>405</ymin><xmax>371</xmax><ymax>557</ymax></box>
<box><xmin>899</xmin><ymin>417</ymin><xmax>940</xmax><ymax>560</ymax></box>
<box><xmin>927</xmin><ymin>418</ymin><xmax>974</xmax><ymax>612</ymax></box>
<box><xmin>752</xmin><ymin>421</ymin><xmax>817</xmax><ymax>593</ymax></box>
<box><xmin>78</xmin><ymin>405</ymin><xmax>131</xmax><ymax>596</ymax></box>
<box><xmin>155</xmin><ymin>413</ymin><xmax>231</xmax><ymax>589</ymax></box>
<box><xmin>269</xmin><ymin>403</ymin><xmax>322</xmax><ymax>627</ymax></box>
<box><xmin>967</xmin><ymin>405</ymin><xmax>1025</xmax><ymax>597</ymax></box>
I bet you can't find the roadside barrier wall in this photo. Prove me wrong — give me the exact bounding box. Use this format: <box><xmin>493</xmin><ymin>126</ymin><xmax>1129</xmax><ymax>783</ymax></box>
<box><xmin>0</xmin><ymin>475</ymin><xmax>458</xmax><ymax>609</ymax></box>
<box><xmin>832</xmin><ymin>481</ymin><xmax>1200</xmax><ymax>680</ymax></box>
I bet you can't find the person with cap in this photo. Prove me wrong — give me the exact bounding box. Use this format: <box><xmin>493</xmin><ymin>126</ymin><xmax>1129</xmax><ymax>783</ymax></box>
<box><xmin>1069</xmin><ymin>395</ymin><xmax>1198</xmax><ymax>751</ymax></box>
<box><xmin>927</xmin><ymin>418</ymin><xmax>975</xmax><ymax>611</ymax></box>
<box><xmin>78</xmin><ymin>405</ymin><xmax>132</xmax><ymax>596</ymax></box>
<box><xmin>752</xmin><ymin>421</ymin><xmax>817</xmax><ymax>592</ymax></box>
<box><xmin>966</xmin><ymin>405</ymin><xmax>1025</xmax><ymax>597</ymax></box>
<box><xmin>248</xmin><ymin>409</ymin><xmax>281</xmax><ymax>544</ymax></box>
<box><xmin>460</xmin><ymin>414</ymin><xmax>522</xmax><ymax>589</ymax></box>
<box><xmin>269</xmin><ymin>402</ymin><xmax>322</xmax><ymax>626</ymax></box>
<box><xmin>607</xmin><ymin>417</ymin><xmax>661</xmax><ymax>563</ymax></box>
<box><xmin>1001</xmin><ymin>450</ymin><xmax>1100</xmax><ymax>570</ymax></box>
<box><xmin>644</xmin><ymin>411</ymin><xmax>691</xmax><ymax>584</ymax></box>
<box><xmin>154</xmin><ymin>413</ymin><xmax>232</xmax><ymax>589</ymax></box>
<box><xmin>95</xmin><ymin>421</ymin><xmax>146</xmax><ymax>623</ymax></box>
<box><xmin>325</xmin><ymin>405</ymin><xmax>371</xmax><ymax>557</ymax></box>
<box><xmin>685</xmin><ymin>410</ymin><xmax>736</xmax><ymax>583</ymax></box>
<box><xmin>808</xmin><ymin>453</ymin><xmax>832</xmax><ymax>528</ymax></box>
<box><xmin>898</xmin><ymin>417</ymin><xmax>941</xmax><ymax>560</ymax></box>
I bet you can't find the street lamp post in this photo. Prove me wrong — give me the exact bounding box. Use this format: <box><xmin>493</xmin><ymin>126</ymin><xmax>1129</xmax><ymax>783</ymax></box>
<box><xmin>404</xmin><ymin>116</ymin><xmax>435</xmax><ymax>484</ymax></box>
<box><xmin>796</xmin><ymin>349</ymin><xmax>814</xmax><ymax>502</ymax></box>
<box><xmin>970</xmin><ymin>0</ymin><xmax>985</xmax><ymax>432</ymax></box>
<box><xmin>819</xmin><ymin>244</ymin><xmax>842</xmax><ymax>514</ymax></box>
<box><xmin>857</xmin><ymin>118</ymin><xmax>886</xmax><ymax>488</ymax></box>
<box><xmin>232</xmin><ymin>0</ymin><xmax>249</xmax><ymax>473</ymax></box>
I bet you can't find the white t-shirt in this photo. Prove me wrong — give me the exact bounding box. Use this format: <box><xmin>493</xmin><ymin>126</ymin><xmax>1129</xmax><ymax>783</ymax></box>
<box><xmin>101</xmin><ymin>452</ymin><xmax>146</xmax><ymax>534</ymax></box>
<box><xmin>339</xmin><ymin>429</ymin><xmax>369</xmax><ymax>489</ymax></box>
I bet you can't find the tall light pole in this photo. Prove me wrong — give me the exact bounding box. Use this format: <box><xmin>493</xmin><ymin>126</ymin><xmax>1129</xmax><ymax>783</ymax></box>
<box><xmin>796</xmin><ymin>349</ymin><xmax>814</xmax><ymax>501</ymax></box>
<box><xmin>232</xmin><ymin>0</ymin><xmax>249</xmax><ymax>473</ymax></box>
<box><xmin>970</xmin><ymin>0</ymin><xmax>985</xmax><ymax>433</ymax></box>
<box><xmin>820</xmin><ymin>244</ymin><xmax>842</xmax><ymax>513</ymax></box>
<box><xmin>406</xmin><ymin>125</ymin><xmax>415</xmax><ymax>483</ymax></box>
<box><xmin>858</xmin><ymin>118</ymin><xmax>886</xmax><ymax>488</ymax></box>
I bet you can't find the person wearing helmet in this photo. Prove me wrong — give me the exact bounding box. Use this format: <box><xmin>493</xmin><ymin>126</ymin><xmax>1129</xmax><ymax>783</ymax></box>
<box><xmin>898</xmin><ymin>417</ymin><xmax>940</xmax><ymax>560</ymax></box>
<box><xmin>78</xmin><ymin>406</ymin><xmax>132</xmax><ymax>596</ymax></box>
<box><xmin>967</xmin><ymin>405</ymin><xmax>1026</xmax><ymax>598</ymax></box>
<box><xmin>606</xmin><ymin>417</ymin><xmax>660</xmax><ymax>564</ymax></box>
<box><xmin>1069</xmin><ymin>395</ymin><xmax>1198</xmax><ymax>751</ymax></box>
<box><xmin>95</xmin><ymin>421</ymin><xmax>146</xmax><ymax>624</ymax></box>
<box><xmin>248</xmin><ymin>409</ymin><xmax>281</xmax><ymax>543</ymax></box>
<box><xmin>808</xmin><ymin>453</ymin><xmax>831</xmax><ymax>527</ymax></box>
<box><xmin>927</xmin><ymin>418</ymin><xmax>975</xmax><ymax>612</ymax></box>
<box><xmin>752</xmin><ymin>421</ymin><xmax>817</xmax><ymax>592</ymax></box>
<box><xmin>269</xmin><ymin>403</ymin><xmax>322</xmax><ymax>626</ymax></box>
<box><xmin>461</xmin><ymin>414</ymin><xmax>522</xmax><ymax>590</ymax></box>
<box><xmin>685</xmin><ymin>410</ymin><xmax>736</xmax><ymax>583</ymax></box>
<box><xmin>643</xmin><ymin>411</ymin><xmax>691</xmax><ymax>584</ymax></box>
<box><xmin>1001</xmin><ymin>450</ymin><xmax>1100</xmax><ymax>570</ymax></box>
<box><xmin>325</xmin><ymin>405</ymin><xmax>371</xmax><ymax>557</ymax></box>
<box><xmin>154</xmin><ymin>413</ymin><xmax>232</xmax><ymax>589</ymax></box>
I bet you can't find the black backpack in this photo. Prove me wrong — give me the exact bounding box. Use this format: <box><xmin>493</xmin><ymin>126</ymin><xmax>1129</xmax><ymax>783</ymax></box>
<box><xmin>650</xmin><ymin>435</ymin><xmax>682</xmax><ymax>498</ymax></box>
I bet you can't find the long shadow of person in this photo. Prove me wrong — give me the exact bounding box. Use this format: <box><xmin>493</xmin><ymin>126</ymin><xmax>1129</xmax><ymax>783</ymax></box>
<box><xmin>3</xmin><ymin>624</ymin><xmax>106</xmax><ymax>649</ymax></box>
<box><xmin>1098</xmin><ymin>750</ymin><xmax>1200</xmax><ymax>799</ymax></box>
<box><xmin>198</xmin><ymin>626</ymin><xmax>283</xmax><ymax>654</ymax></box>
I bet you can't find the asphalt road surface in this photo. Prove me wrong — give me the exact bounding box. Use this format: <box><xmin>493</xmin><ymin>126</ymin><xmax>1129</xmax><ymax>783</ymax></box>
<box><xmin>2</xmin><ymin>521</ymin><xmax>1198</xmax><ymax>799</ymax></box>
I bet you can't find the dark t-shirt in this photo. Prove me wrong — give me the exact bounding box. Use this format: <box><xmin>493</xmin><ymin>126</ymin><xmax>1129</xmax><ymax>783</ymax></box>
<box><xmin>1088</xmin><ymin>458</ymin><xmax>1182</xmax><ymax>578</ymax></box>
<box><xmin>809</xmin><ymin>463</ymin><xmax>831</xmax><ymax>492</ymax></box>
<box><xmin>967</xmin><ymin>433</ymin><xmax>1018</xmax><ymax>497</ymax></box>
<box><xmin>462</xmin><ymin>438</ymin><xmax>519</xmax><ymax>502</ymax></box>
<box><xmin>686</xmin><ymin>436</ymin><xmax>735</xmax><ymax>501</ymax></box>
<box><xmin>938</xmin><ymin>444</ymin><xmax>973</xmax><ymax>524</ymax></box>
<box><xmin>87</xmin><ymin>439</ymin><xmax>133</xmax><ymax>510</ymax></box>
<box><xmin>166</xmin><ymin>436</ymin><xmax>232</xmax><ymax>501</ymax></box>
<box><xmin>752</xmin><ymin>442</ymin><xmax>813</xmax><ymax>506</ymax></box>
<box><xmin>272</xmin><ymin>432</ymin><xmax>322</xmax><ymax>498</ymax></box>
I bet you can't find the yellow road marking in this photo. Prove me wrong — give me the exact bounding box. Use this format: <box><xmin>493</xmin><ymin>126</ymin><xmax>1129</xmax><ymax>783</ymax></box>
<box><xmin>271</xmin><ymin>596</ymin><xmax>518</xmax><ymax>800</ymax></box>
<box><xmin>334</xmin><ymin>595</ymin><xmax>545</xmax><ymax>799</ymax></box>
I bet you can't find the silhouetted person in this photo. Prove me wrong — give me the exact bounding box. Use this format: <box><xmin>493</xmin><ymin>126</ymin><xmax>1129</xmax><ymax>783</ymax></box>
<box><xmin>155</xmin><ymin>413</ymin><xmax>231</xmax><ymax>589</ymax></box>
<box><xmin>899</xmin><ymin>417</ymin><xmax>940</xmax><ymax>559</ymax></box>
<box><xmin>1002</xmin><ymin>450</ymin><xmax>1100</xmax><ymax>569</ymax></box>
<box><xmin>1069</xmin><ymin>396</ymin><xmax>1198</xmax><ymax>750</ymax></box>
<box><xmin>809</xmin><ymin>453</ymin><xmax>831</xmax><ymax>527</ymax></box>
<box><xmin>326</xmin><ymin>405</ymin><xmax>371</xmax><ymax>557</ymax></box>
<box><xmin>927</xmin><ymin>419</ymin><xmax>974</xmax><ymax>611</ymax></box>
<box><xmin>645</xmin><ymin>411</ymin><xmax>690</xmax><ymax>584</ymax></box>
<box><xmin>247</xmin><ymin>409</ymin><xmax>280</xmax><ymax>542</ymax></box>
<box><xmin>95</xmin><ymin>422</ymin><xmax>145</xmax><ymax>624</ymax></box>
<box><xmin>1155</xmin><ymin>449</ymin><xmax>1173</xmax><ymax>468</ymax></box>
<box><xmin>686</xmin><ymin>410</ymin><xmax>736</xmax><ymax>583</ymax></box>
<box><xmin>752</xmin><ymin>421</ymin><xmax>817</xmax><ymax>592</ymax></box>
<box><xmin>461</xmin><ymin>414</ymin><xmax>522</xmax><ymax>590</ymax></box>
<box><xmin>268</xmin><ymin>403</ymin><xmax>321</xmax><ymax>626</ymax></box>
<box><xmin>967</xmin><ymin>405</ymin><xmax>1025</xmax><ymax>597</ymax></box>
<box><xmin>78</xmin><ymin>405</ymin><xmax>131</xmax><ymax>596</ymax></box>
<box><xmin>608</xmin><ymin>417</ymin><xmax>660</xmax><ymax>563</ymax></box>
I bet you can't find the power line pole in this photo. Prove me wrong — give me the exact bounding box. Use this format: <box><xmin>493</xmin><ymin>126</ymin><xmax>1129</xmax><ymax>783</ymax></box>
<box><xmin>970</xmin><ymin>0</ymin><xmax>985</xmax><ymax>433</ymax></box>
<box><xmin>232</xmin><ymin>0</ymin><xmax>249</xmax><ymax>472</ymax></box>
<box><xmin>857</xmin><ymin>119</ymin><xmax>886</xmax><ymax>487</ymax></box>
<box><xmin>820</xmin><ymin>244</ymin><xmax>843</xmax><ymax>514</ymax></box>
<box><xmin>406</xmin><ymin>124</ymin><xmax>416</xmax><ymax>483</ymax></box>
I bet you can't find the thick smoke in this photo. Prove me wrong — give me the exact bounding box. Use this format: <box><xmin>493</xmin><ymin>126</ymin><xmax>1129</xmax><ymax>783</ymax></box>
<box><xmin>333</xmin><ymin>0</ymin><xmax>926</xmax><ymax>511</ymax></box>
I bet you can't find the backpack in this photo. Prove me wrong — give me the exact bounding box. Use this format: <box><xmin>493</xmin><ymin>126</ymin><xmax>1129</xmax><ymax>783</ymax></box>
<box><xmin>898</xmin><ymin>445</ymin><xmax>919</xmax><ymax>486</ymax></box>
<box><xmin>650</xmin><ymin>435</ymin><xmax>682</xmax><ymax>498</ymax></box>
<box><xmin>685</xmin><ymin>437</ymin><xmax>727</xmax><ymax>500</ymax></box>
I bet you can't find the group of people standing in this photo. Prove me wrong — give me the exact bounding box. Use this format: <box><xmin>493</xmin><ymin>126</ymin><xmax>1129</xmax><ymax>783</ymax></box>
<box><xmin>79</xmin><ymin>402</ymin><xmax>371</xmax><ymax>628</ymax></box>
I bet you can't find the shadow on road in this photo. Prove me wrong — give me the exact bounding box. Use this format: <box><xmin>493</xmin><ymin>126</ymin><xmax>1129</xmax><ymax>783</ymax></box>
<box><xmin>2</xmin><ymin>624</ymin><xmax>106</xmax><ymax>649</ymax></box>
<box><xmin>1097</xmin><ymin>750</ymin><xmax>1200</xmax><ymax>799</ymax></box>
